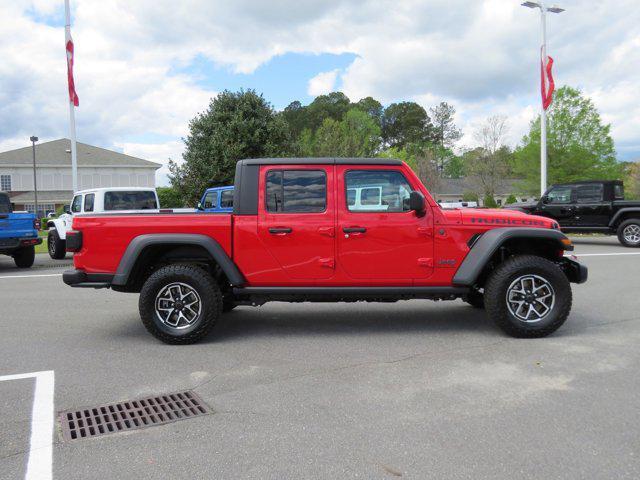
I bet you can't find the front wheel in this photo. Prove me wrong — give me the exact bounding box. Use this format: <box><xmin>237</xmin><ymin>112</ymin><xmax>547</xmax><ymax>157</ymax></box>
<box><xmin>139</xmin><ymin>264</ymin><xmax>222</xmax><ymax>344</ymax></box>
<box><xmin>484</xmin><ymin>255</ymin><xmax>572</xmax><ymax>338</ymax></box>
<box><xmin>13</xmin><ymin>246</ymin><xmax>35</xmax><ymax>268</ymax></box>
<box><xmin>617</xmin><ymin>219</ymin><xmax>640</xmax><ymax>248</ymax></box>
<box><xmin>47</xmin><ymin>229</ymin><xmax>66</xmax><ymax>259</ymax></box>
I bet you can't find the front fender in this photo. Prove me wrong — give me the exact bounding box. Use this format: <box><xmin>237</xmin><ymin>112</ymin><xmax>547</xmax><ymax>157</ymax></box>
<box><xmin>452</xmin><ymin>228</ymin><xmax>571</xmax><ymax>286</ymax></box>
<box><xmin>48</xmin><ymin>217</ymin><xmax>71</xmax><ymax>239</ymax></box>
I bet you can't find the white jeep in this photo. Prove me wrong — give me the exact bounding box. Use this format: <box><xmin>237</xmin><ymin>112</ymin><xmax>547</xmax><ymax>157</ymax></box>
<box><xmin>47</xmin><ymin>187</ymin><xmax>160</xmax><ymax>259</ymax></box>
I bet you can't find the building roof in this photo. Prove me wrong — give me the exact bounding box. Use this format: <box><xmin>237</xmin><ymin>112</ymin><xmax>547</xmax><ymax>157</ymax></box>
<box><xmin>0</xmin><ymin>139</ymin><xmax>161</xmax><ymax>169</ymax></box>
<box><xmin>8</xmin><ymin>190</ymin><xmax>72</xmax><ymax>204</ymax></box>
<box><xmin>435</xmin><ymin>177</ymin><xmax>522</xmax><ymax>196</ymax></box>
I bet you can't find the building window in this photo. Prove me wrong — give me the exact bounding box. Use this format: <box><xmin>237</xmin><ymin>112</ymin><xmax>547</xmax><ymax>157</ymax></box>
<box><xmin>1</xmin><ymin>175</ymin><xmax>11</xmax><ymax>191</ymax></box>
<box><xmin>25</xmin><ymin>203</ymin><xmax>55</xmax><ymax>215</ymax></box>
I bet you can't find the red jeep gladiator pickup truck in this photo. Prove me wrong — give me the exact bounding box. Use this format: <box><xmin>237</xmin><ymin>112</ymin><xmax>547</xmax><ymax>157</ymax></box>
<box><xmin>63</xmin><ymin>158</ymin><xmax>587</xmax><ymax>344</ymax></box>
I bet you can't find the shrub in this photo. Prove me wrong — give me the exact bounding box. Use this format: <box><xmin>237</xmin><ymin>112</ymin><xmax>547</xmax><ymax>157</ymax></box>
<box><xmin>483</xmin><ymin>194</ymin><xmax>498</xmax><ymax>208</ymax></box>
<box><xmin>505</xmin><ymin>194</ymin><xmax>518</xmax><ymax>204</ymax></box>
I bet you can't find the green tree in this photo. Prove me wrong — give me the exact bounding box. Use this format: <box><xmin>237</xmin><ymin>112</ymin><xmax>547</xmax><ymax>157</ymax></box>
<box><xmin>305</xmin><ymin>92</ymin><xmax>351</xmax><ymax>131</ymax></box>
<box><xmin>282</xmin><ymin>100</ymin><xmax>307</xmax><ymax>139</ymax></box>
<box><xmin>381</xmin><ymin>102</ymin><xmax>434</xmax><ymax>149</ymax></box>
<box><xmin>353</xmin><ymin>96</ymin><xmax>383</xmax><ymax>125</ymax></box>
<box><xmin>299</xmin><ymin>109</ymin><xmax>381</xmax><ymax>157</ymax></box>
<box><xmin>156</xmin><ymin>187</ymin><xmax>184</xmax><ymax>208</ymax></box>
<box><xmin>430</xmin><ymin>102</ymin><xmax>462</xmax><ymax>173</ymax></box>
<box><xmin>513</xmin><ymin>86</ymin><xmax>622</xmax><ymax>193</ymax></box>
<box><xmin>483</xmin><ymin>194</ymin><xmax>498</xmax><ymax>208</ymax></box>
<box><xmin>169</xmin><ymin>90</ymin><xmax>292</xmax><ymax>204</ymax></box>
<box><xmin>505</xmin><ymin>194</ymin><xmax>518</xmax><ymax>204</ymax></box>
<box><xmin>443</xmin><ymin>153</ymin><xmax>465</xmax><ymax>178</ymax></box>
<box><xmin>462</xmin><ymin>191</ymin><xmax>479</xmax><ymax>203</ymax></box>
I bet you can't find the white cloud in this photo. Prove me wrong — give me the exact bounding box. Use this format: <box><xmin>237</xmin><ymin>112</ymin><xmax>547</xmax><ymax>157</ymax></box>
<box><xmin>307</xmin><ymin>69</ymin><xmax>340</xmax><ymax>96</ymax></box>
<box><xmin>1</xmin><ymin>0</ymin><xmax>639</xmax><ymax>175</ymax></box>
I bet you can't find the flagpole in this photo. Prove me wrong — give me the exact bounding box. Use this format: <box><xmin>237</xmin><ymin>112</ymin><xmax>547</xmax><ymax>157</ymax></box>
<box><xmin>539</xmin><ymin>2</ymin><xmax>547</xmax><ymax>197</ymax></box>
<box><xmin>64</xmin><ymin>0</ymin><xmax>78</xmax><ymax>193</ymax></box>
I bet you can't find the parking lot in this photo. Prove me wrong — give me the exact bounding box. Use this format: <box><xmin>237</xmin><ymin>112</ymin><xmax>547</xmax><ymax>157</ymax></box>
<box><xmin>1</xmin><ymin>237</ymin><xmax>639</xmax><ymax>479</ymax></box>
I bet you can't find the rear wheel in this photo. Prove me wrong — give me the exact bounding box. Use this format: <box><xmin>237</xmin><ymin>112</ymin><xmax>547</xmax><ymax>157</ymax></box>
<box><xmin>139</xmin><ymin>264</ymin><xmax>222</xmax><ymax>344</ymax></box>
<box><xmin>13</xmin><ymin>246</ymin><xmax>35</xmax><ymax>268</ymax></box>
<box><xmin>617</xmin><ymin>219</ymin><xmax>640</xmax><ymax>248</ymax></box>
<box><xmin>47</xmin><ymin>229</ymin><xmax>66</xmax><ymax>259</ymax></box>
<box><xmin>484</xmin><ymin>255</ymin><xmax>571</xmax><ymax>338</ymax></box>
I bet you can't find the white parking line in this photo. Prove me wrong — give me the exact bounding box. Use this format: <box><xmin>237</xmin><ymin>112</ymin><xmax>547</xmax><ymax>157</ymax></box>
<box><xmin>0</xmin><ymin>370</ymin><xmax>55</xmax><ymax>480</ymax></box>
<box><xmin>0</xmin><ymin>273</ymin><xmax>62</xmax><ymax>280</ymax></box>
<box><xmin>573</xmin><ymin>252</ymin><xmax>640</xmax><ymax>257</ymax></box>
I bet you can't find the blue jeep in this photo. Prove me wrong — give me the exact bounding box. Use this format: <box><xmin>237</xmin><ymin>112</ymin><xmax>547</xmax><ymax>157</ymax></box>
<box><xmin>198</xmin><ymin>186</ymin><xmax>234</xmax><ymax>213</ymax></box>
<box><xmin>0</xmin><ymin>192</ymin><xmax>41</xmax><ymax>268</ymax></box>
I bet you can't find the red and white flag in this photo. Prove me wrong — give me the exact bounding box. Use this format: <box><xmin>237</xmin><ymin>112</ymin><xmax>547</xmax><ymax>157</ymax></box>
<box><xmin>65</xmin><ymin>29</ymin><xmax>79</xmax><ymax>107</ymax></box>
<box><xmin>540</xmin><ymin>48</ymin><xmax>554</xmax><ymax>110</ymax></box>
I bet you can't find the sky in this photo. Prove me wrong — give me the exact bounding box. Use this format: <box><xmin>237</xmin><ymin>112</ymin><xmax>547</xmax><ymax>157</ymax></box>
<box><xmin>1</xmin><ymin>0</ymin><xmax>638</xmax><ymax>186</ymax></box>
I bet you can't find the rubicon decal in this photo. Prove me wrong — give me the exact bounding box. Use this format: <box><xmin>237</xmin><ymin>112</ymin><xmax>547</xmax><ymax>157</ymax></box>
<box><xmin>470</xmin><ymin>217</ymin><xmax>547</xmax><ymax>226</ymax></box>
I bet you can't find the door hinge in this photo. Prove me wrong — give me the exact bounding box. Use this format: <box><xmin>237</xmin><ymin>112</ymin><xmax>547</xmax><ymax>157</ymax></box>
<box><xmin>319</xmin><ymin>258</ymin><xmax>335</xmax><ymax>269</ymax></box>
<box><xmin>417</xmin><ymin>257</ymin><xmax>433</xmax><ymax>268</ymax></box>
<box><xmin>417</xmin><ymin>227</ymin><xmax>433</xmax><ymax>237</ymax></box>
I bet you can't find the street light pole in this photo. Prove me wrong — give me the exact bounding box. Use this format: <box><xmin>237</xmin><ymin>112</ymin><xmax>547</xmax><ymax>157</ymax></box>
<box><xmin>522</xmin><ymin>2</ymin><xmax>564</xmax><ymax>197</ymax></box>
<box><xmin>30</xmin><ymin>136</ymin><xmax>39</xmax><ymax>217</ymax></box>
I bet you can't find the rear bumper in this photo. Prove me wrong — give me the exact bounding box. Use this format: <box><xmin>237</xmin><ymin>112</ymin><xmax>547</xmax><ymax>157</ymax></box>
<box><xmin>0</xmin><ymin>236</ymin><xmax>42</xmax><ymax>253</ymax></box>
<box><xmin>561</xmin><ymin>258</ymin><xmax>588</xmax><ymax>284</ymax></box>
<box><xmin>63</xmin><ymin>269</ymin><xmax>113</xmax><ymax>288</ymax></box>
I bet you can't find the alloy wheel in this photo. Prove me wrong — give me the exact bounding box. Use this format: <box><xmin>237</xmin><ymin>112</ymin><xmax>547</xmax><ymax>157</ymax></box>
<box><xmin>154</xmin><ymin>282</ymin><xmax>202</xmax><ymax>329</ymax></box>
<box><xmin>506</xmin><ymin>274</ymin><xmax>555</xmax><ymax>323</ymax></box>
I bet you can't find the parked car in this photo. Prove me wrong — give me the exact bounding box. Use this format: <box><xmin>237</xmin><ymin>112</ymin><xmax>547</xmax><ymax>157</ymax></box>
<box><xmin>198</xmin><ymin>186</ymin><xmax>234</xmax><ymax>213</ymax></box>
<box><xmin>0</xmin><ymin>191</ymin><xmax>41</xmax><ymax>268</ymax></box>
<box><xmin>46</xmin><ymin>187</ymin><xmax>159</xmax><ymax>259</ymax></box>
<box><xmin>504</xmin><ymin>180</ymin><xmax>640</xmax><ymax>247</ymax></box>
<box><xmin>63</xmin><ymin>158</ymin><xmax>587</xmax><ymax>344</ymax></box>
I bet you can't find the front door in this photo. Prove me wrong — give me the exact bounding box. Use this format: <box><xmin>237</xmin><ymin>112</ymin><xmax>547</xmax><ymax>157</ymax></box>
<box><xmin>336</xmin><ymin>166</ymin><xmax>434</xmax><ymax>282</ymax></box>
<box><xmin>257</xmin><ymin>165</ymin><xmax>335</xmax><ymax>280</ymax></box>
<box><xmin>539</xmin><ymin>185</ymin><xmax>576</xmax><ymax>227</ymax></box>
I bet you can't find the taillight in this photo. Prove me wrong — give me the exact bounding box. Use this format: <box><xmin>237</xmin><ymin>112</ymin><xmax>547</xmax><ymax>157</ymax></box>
<box><xmin>66</xmin><ymin>230</ymin><xmax>83</xmax><ymax>252</ymax></box>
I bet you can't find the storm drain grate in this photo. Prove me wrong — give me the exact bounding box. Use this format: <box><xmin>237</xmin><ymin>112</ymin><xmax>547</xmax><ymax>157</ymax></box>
<box><xmin>58</xmin><ymin>390</ymin><xmax>211</xmax><ymax>441</ymax></box>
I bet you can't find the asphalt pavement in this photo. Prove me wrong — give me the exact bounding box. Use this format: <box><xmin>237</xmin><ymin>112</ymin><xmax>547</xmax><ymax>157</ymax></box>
<box><xmin>0</xmin><ymin>240</ymin><xmax>639</xmax><ymax>479</ymax></box>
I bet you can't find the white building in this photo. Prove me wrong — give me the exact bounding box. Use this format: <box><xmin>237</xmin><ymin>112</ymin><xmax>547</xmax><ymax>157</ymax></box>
<box><xmin>0</xmin><ymin>138</ymin><xmax>160</xmax><ymax>216</ymax></box>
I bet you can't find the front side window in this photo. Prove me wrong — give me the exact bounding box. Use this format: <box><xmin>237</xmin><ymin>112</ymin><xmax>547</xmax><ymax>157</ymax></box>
<box><xmin>203</xmin><ymin>191</ymin><xmax>217</xmax><ymax>209</ymax></box>
<box><xmin>0</xmin><ymin>175</ymin><xmax>11</xmax><ymax>191</ymax></box>
<box><xmin>84</xmin><ymin>193</ymin><xmax>95</xmax><ymax>212</ymax></box>
<box><xmin>220</xmin><ymin>190</ymin><xmax>234</xmax><ymax>208</ymax></box>
<box><xmin>104</xmin><ymin>191</ymin><xmax>158</xmax><ymax>211</ymax></box>
<box><xmin>71</xmin><ymin>195</ymin><xmax>82</xmax><ymax>213</ymax></box>
<box><xmin>345</xmin><ymin>170</ymin><xmax>412</xmax><ymax>212</ymax></box>
<box><xmin>266</xmin><ymin>170</ymin><xmax>326</xmax><ymax>213</ymax></box>
<box><xmin>546</xmin><ymin>186</ymin><xmax>572</xmax><ymax>204</ymax></box>
<box><xmin>576</xmin><ymin>184</ymin><xmax>603</xmax><ymax>203</ymax></box>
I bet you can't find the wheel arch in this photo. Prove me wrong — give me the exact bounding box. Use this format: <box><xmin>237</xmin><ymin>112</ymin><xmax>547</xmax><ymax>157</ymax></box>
<box><xmin>48</xmin><ymin>218</ymin><xmax>67</xmax><ymax>239</ymax></box>
<box><xmin>452</xmin><ymin>228</ymin><xmax>571</xmax><ymax>287</ymax></box>
<box><xmin>610</xmin><ymin>209</ymin><xmax>640</xmax><ymax>228</ymax></box>
<box><xmin>112</xmin><ymin>234</ymin><xmax>244</xmax><ymax>292</ymax></box>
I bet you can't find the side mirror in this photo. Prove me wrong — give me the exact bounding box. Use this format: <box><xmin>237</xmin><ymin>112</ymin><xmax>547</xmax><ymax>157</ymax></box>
<box><xmin>409</xmin><ymin>191</ymin><xmax>426</xmax><ymax>216</ymax></box>
<box><xmin>196</xmin><ymin>202</ymin><xmax>204</xmax><ymax>211</ymax></box>
<box><xmin>63</xmin><ymin>205</ymin><xmax>71</xmax><ymax>215</ymax></box>
<box><xmin>541</xmin><ymin>195</ymin><xmax>550</xmax><ymax>204</ymax></box>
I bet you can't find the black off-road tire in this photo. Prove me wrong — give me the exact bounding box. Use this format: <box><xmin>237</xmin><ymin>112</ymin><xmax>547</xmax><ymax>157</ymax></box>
<box><xmin>484</xmin><ymin>255</ymin><xmax>572</xmax><ymax>338</ymax></box>
<box><xmin>139</xmin><ymin>264</ymin><xmax>222</xmax><ymax>344</ymax></box>
<box><xmin>616</xmin><ymin>219</ymin><xmax>640</xmax><ymax>248</ymax></box>
<box><xmin>463</xmin><ymin>288</ymin><xmax>485</xmax><ymax>309</ymax></box>
<box><xmin>47</xmin><ymin>229</ymin><xmax>66</xmax><ymax>259</ymax></box>
<box><xmin>13</xmin><ymin>246</ymin><xmax>35</xmax><ymax>268</ymax></box>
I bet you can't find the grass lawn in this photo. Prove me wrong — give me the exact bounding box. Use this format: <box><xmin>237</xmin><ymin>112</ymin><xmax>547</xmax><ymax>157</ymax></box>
<box><xmin>36</xmin><ymin>230</ymin><xmax>48</xmax><ymax>254</ymax></box>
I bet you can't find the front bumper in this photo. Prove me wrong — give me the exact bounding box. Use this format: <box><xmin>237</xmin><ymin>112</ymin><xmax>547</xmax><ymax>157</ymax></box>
<box><xmin>561</xmin><ymin>257</ymin><xmax>588</xmax><ymax>284</ymax></box>
<box><xmin>63</xmin><ymin>269</ymin><xmax>113</xmax><ymax>289</ymax></box>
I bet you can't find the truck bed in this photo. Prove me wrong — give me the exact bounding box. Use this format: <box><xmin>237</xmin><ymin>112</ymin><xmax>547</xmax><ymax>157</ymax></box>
<box><xmin>72</xmin><ymin>212</ymin><xmax>233</xmax><ymax>274</ymax></box>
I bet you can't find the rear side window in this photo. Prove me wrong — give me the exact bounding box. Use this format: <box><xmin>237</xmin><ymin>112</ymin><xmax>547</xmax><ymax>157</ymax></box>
<box><xmin>345</xmin><ymin>170</ymin><xmax>412</xmax><ymax>212</ymax></box>
<box><xmin>220</xmin><ymin>190</ymin><xmax>234</xmax><ymax>208</ymax></box>
<box><xmin>576</xmin><ymin>184</ymin><xmax>603</xmax><ymax>203</ymax></box>
<box><xmin>614</xmin><ymin>184</ymin><xmax>624</xmax><ymax>200</ymax></box>
<box><xmin>0</xmin><ymin>193</ymin><xmax>11</xmax><ymax>213</ymax></box>
<box><xmin>104</xmin><ymin>191</ymin><xmax>158</xmax><ymax>211</ymax></box>
<box><xmin>266</xmin><ymin>170</ymin><xmax>326</xmax><ymax>213</ymax></box>
<box><xmin>203</xmin><ymin>191</ymin><xmax>217</xmax><ymax>209</ymax></box>
<box><xmin>71</xmin><ymin>195</ymin><xmax>82</xmax><ymax>213</ymax></box>
<box><xmin>84</xmin><ymin>193</ymin><xmax>95</xmax><ymax>212</ymax></box>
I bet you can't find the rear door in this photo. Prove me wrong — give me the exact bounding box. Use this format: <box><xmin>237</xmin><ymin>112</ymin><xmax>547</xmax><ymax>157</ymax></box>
<box><xmin>257</xmin><ymin>165</ymin><xmax>335</xmax><ymax>280</ymax></box>
<box><xmin>336</xmin><ymin>166</ymin><xmax>434</xmax><ymax>282</ymax></box>
<box><xmin>574</xmin><ymin>183</ymin><xmax>609</xmax><ymax>226</ymax></box>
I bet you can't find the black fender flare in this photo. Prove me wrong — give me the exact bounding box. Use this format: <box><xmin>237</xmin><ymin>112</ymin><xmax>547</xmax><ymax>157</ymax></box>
<box><xmin>111</xmin><ymin>234</ymin><xmax>245</xmax><ymax>287</ymax></box>
<box><xmin>452</xmin><ymin>228</ymin><xmax>571</xmax><ymax>286</ymax></box>
<box><xmin>609</xmin><ymin>208</ymin><xmax>640</xmax><ymax>228</ymax></box>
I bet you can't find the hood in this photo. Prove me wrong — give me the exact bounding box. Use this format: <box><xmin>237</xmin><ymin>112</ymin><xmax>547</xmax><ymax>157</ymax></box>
<box><xmin>502</xmin><ymin>201</ymin><xmax>538</xmax><ymax>212</ymax></box>
<box><xmin>442</xmin><ymin>207</ymin><xmax>558</xmax><ymax>229</ymax></box>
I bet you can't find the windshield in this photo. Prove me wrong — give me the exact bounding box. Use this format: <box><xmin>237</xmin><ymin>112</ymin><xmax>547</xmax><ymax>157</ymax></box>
<box><xmin>104</xmin><ymin>191</ymin><xmax>158</xmax><ymax>211</ymax></box>
<box><xmin>0</xmin><ymin>193</ymin><xmax>11</xmax><ymax>214</ymax></box>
